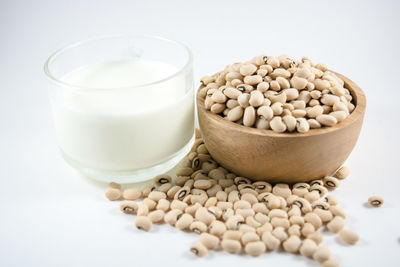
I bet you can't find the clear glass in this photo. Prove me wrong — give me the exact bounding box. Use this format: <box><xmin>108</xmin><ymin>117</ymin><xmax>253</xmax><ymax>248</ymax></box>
<box><xmin>44</xmin><ymin>35</ymin><xmax>194</xmax><ymax>183</ymax></box>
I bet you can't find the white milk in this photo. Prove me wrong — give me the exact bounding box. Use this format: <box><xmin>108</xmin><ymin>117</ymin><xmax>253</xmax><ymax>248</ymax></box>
<box><xmin>53</xmin><ymin>59</ymin><xmax>194</xmax><ymax>171</ymax></box>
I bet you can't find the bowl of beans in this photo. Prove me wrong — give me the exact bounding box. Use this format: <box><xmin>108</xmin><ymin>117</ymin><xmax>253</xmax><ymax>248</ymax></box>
<box><xmin>197</xmin><ymin>55</ymin><xmax>366</xmax><ymax>183</ymax></box>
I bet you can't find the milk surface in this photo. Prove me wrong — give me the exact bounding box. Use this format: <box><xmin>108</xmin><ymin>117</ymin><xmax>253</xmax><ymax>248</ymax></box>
<box><xmin>53</xmin><ymin>59</ymin><xmax>194</xmax><ymax>171</ymax></box>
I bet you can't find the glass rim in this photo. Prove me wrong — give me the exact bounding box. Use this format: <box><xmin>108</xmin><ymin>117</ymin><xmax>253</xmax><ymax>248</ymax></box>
<box><xmin>43</xmin><ymin>34</ymin><xmax>193</xmax><ymax>91</ymax></box>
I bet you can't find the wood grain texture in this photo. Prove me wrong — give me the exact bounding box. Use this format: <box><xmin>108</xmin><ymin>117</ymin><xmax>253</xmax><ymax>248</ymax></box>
<box><xmin>197</xmin><ymin>72</ymin><xmax>366</xmax><ymax>183</ymax></box>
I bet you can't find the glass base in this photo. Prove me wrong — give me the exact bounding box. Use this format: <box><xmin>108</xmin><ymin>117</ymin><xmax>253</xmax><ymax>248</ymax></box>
<box><xmin>61</xmin><ymin>134</ymin><xmax>195</xmax><ymax>184</ymax></box>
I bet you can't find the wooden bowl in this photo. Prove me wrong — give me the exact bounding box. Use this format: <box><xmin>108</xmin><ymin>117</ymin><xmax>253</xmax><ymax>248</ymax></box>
<box><xmin>197</xmin><ymin>72</ymin><xmax>366</xmax><ymax>183</ymax></box>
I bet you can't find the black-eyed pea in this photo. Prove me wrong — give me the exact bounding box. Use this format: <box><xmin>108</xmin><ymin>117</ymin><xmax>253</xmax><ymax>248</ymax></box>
<box><xmin>200</xmin><ymin>75</ymin><xmax>215</xmax><ymax>86</ymax></box>
<box><xmin>316</xmin><ymin>114</ymin><xmax>338</xmax><ymax>126</ymax></box>
<box><xmin>222</xmin><ymin>208</ymin><xmax>235</xmax><ymax>221</ymax></box>
<box><xmin>156</xmin><ymin>199</ymin><xmax>170</xmax><ymax>212</ymax></box>
<box><xmin>290</xmin><ymin>76</ymin><xmax>308</xmax><ymax>90</ymax></box>
<box><xmin>330</xmin><ymin>110</ymin><xmax>347</xmax><ymax>122</ymax></box>
<box><xmin>244</xmin><ymin>241</ymin><xmax>266</xmax><ymax>257</ymax></box>
<box><xmin>244</xmin><ymin>75</ymin><xmax>262</xmax><ymax>86</ymax></box>
<box><xmin>208</xmin><ymin>168</ymin><xmax>225</xmax><ymax>180</ymax></box>
<box><xmin>238</xmin><ymin>105</ymin><xmax>255</xmax><ymax>127</ymax></box>
<box><xmin>142</xmin><ymin>198</ymin><xmax>157</xmax><ymax>210</ymax></box>
<box><xmin>137</xmin><ymin>204</ymin><xmax>149</xmax><ymax>216</ymax></box>
<box><xmin>224</xmin><ymin>185</ymin><xmax>238</xmax><ymax>194</ymax></box>
<box><xmin>204</xmin><ymin>197</ymin><xmax>217</xmax><ymax>208</ymax></box>
<box><xmin>307</xmin><ymin>231</ymin><xmax>323</xmax><ymax>245</ymax></box>
<box><xmin>148</xmin><ymin>210</ymin><xmax>165</xmax><ymax>223</ymax></box>
<box><xmin>270</xmin><ymin>116</ymin><xmax>286</xmax><ymax>132</ymax></box>
<box><xmin>236</xmin><ymin>208</ymin><xmax>255</xmax><ymax>218</ymax></box>
<box><xmin>249</xmin><ymin>90</ymin><xmax>265</xmax><ymax>107</ymax></box>
<box><xmin>266</xmin><ymin>56</ymin><xmax>280</xmax><ymax>68</ymax></box>
<box><xmin>218</xmin><ymin>178</ymin><xmax>234</xmax><ymax>189</ymax></box>
<box><xmin>239</xmin><ymin>63</ymin><xmax>258</xmax><ymax>76</ymax></box>
<box><xmin>208</xmin><ymin>206</ymin><xmax>222</xmax><ymax>219</ymax></box>
<box><xmin>228</xmin><ymin>190</ymin><xmax>241</xmax><ymax>203</ymax></box>
<box><xmin>368</xmin><ymin>196</ymin><xmax>384</xmax><ymax>207</ymax></box>
<box><xmin>330</xmin><ymin>205</ymin><xmax>346</xmax><ymax>219</ymax></box>
<box><xmin>312</xmin><ymin>200</ymin><xmax>330</xmax><ymax>211</ymax></box>
<box><xmin>237</xmin><ymin>183</ymin><xmax>254</xmax><ymax>191</ymax></box>
<box><xmin>272</xmin><ymin>227</ymin><xmax>288</xmax><ymax>242</ymax></box>
<box><xmin>154</xmin><ymin>174</ymin><xmax>172</xmax><ymax>186</ymax></box>
<box><xmin>333</xmin><ymin>101</ymin><xmax>349</xmax><ymax>113</ymax></box>
<box><xmin>281</xmin><ymin>115</ymin><xmax>296</xmax><ymax>132</ymax></box>
<box><xmin>175</xmin><ymin>213</ymin><xmax>194</xmax><ymax>230</ymax></box>
<box><xmin>271</xmin><ymin>217</ymin><xmax>290</xmax><ymax>229</ymax></box>
<box><xmin>304</xmin><ymin>212</ymin><xmax>323</xmax><ymax>229</ymax></box>
<box><xmin>271</xmin><ymin>68</ymin><xmax>291</xmax><ymax>79</ymax></box>
<box><xmin>286</xmin><ymin>195</ymin><xmax>299</xmax><ymax>206</ymax></box>
<box><xmin>276</xmin><ymin>77</ymin><xmax>290</xmax><ymax>89</ymax></box>
<box><xmin>202</xmin><ymin>160</ymin><xmax>218</xmax><ymax>173</ymax></box>
<box><xmin>184</xmin><ymin>179</ymin><xmax>195</xmax><ymax>189</ymax></box>
<box><xmin>324</xmin><ymin>195</ymin><xmax>338</xmax><ymax>206</ymax></box>
<box><xmin>217</xmin><ymin>201</ymin><xmax>233</xmax><ymax>211</ymax></box>
<box><xmin>269</xmin><ymin>209</ymin><xmax>288</xmax><ymax>219</ymax></box>
<box><xmin>292</xmin><ymin>187</ymin><xmax>308</xmax><ymax>197</ymax></box>
<box><xmin>195</xmin><ymin>207</ymin><xmax>216</xmax><ymax>226</ymax></box>
<box><xmin>252</xmin><ymin>181</ymin><xmax>272</xmax><ymax>193</ymax></box>
<box><xmin>148</xmin><ymin>191</ymin><xmax>166</xmax><ymax>202</ymax></box>
<box><xmin>335</xmin><ymin>166</ymin><xmax>350</xmax><ymax>179</ymax></box>
<box><xmin>313</xmin><ymin>246</ymin><xmax>331</xmax><ymax>263</ymax></box>
<box><xmin>252</xmin><ymin>203</ymin><xmax>269</xmax><ymax>215</ymax></box>
<box><xmin>301</xmin><ymin>222</ymin><xmax>315</xmax><ymax>237</ymax></box>
<box><xmin>223</xmin><ymin>230</ymin><xmax>243</xmax><ymax>241</ymax></box>
<box><xmin>174</xmin><ymin>186</ymin><xmax>191</xmax><ymax>201</ymax></box>
<box><xmin>190</xmin><ymin>243</ymin><xmax>208</xmax><ymax>257</ymax></box>
<box><xmin>170</xmin><ymin>200</ymin><xmax>188</xmax><ymax>211</ymax></box>
<box><xmin>107</xmin><ymin>182</ymin><xmax>121</xmax><ymax>190</ymax></box>
<box><xmin>288</xmin><ymin>224</ymin><xmax>301</xmax><ymax>236</ymax></box>
<box><xmin>209</xmin><ymin>220</ymin><xmax>227</xmax><ymax>237</ymax></box>
<box><xmin>214</xmin><ymin>191</ymin><xmax>227</xmax><ymax>202</ymax></box>
<box><xmin>313</xmin><ymin>209</ymin><xmax>333</xmax><ymax>223</ymax></box>
<box><xmin>254</xmin><ymin>212</ymin><xmax>270</xmax><ymax>225</ymax></box>
<box><xmin>135</xmin><ymin>216</ymin><xmax>152</xmax><ymax>231</ymax></box>
<box><xmin>199</xmin><ymin>233</ymin><xmax>220</xmax><ymax>250</ymax></box>
<box><xmin>241</xmin><ymin>193</ymin><xmax>258</xmax><ymax>205</ymax></box>
<box><xmin>282</xmin><ymin>235</ymin><xmax>302</xmax><ymax>253</ymax></box>
<box><xmin>322</xmin><ymin>258</ymin><xmax>340</xmax><ymax>267</ymax></box>
<box><xmin>206</xmin><ymin>184</ymin><xmax>222</xmax><ymax>197</ymax></box>
<box><xmin>304</xmin><ymin>191</ymin><xmax>320</xmax><ymax>203</ymax></box>
<box><xmin>307</xmin><ymin>105</ymin><xmax>323</xmax><ymax>118</ymax></box>
<box><xmin>321</xmin><ymin>94</ymin><xmax>340</xmax><ymax>106</ymax></box>
<box><xmin>262</xmin><ymin>231</ymin><xmax>280</xmax><ymax>251</ymax></box>
<box><xmin>314</xmin><ymin>79</ymin><xmax>330</xmax><ymax>90</ymax></box>
<box><xmin>226</xmin><ymin>215</ymin><xmax>245</xmax><ymax>230</ymax></box>
<box><xmin>308</xmin><ymin>118</ymin><xmax>321</xmax><ymax>128</ymax></box>
<box><xmin>269</xmin><ymin>80</ymin><xmax>280</xmax><ymax>91</ymax></box>
<box><xmin>296</xmin><ymin>117</ymin><xmax>310</xmax><ymax>133</ymax></box>
<box><xmin>227</xmin><ymin>106</ymin><xmax>244</xmax><ymax>121</ymax></box>
<box><xmin>194</xmin><ymin>179</ymin><xmax>213</xmax><ymax>190</ymax></box>
<box><xmin>226</xmin><ymin>99</ymin><xmax>239</xmax><ymax>109</ymax></box>
<box><xmin>246</xmin><ymin>216</ymin><xmax>262</xmax><ymax>228</ymax></box>
<box><xmin>234</xmin><ymin>200</ymin><xmax>252</xmax><ymax>210</ymax></box>
<box><xmin>266</xmin><ymin>195</ymin><xmax>281</xmax><ymax>209</ymax></box>
<box><xmin>157</xmin><ymin>183</ymin><xmax>172</xmax><ymax>193</ymax></box>
<box><xmin>231</xmin><ymin>79</ymin><xmax>243</xmax><ymax>87</ymax></box>
<box><xmin>105</xmin><ymin>187</ymin><xmax>122</xmax><ymax>201</ymax></box>
<box><xmin>323</xmin><ymin>176</ymin><xmax>340</xmax><ymax>190</ymax></box>
<box><xmin>211</xmin><ymin>103</ymin><xmax>226</xmax><ymax>114</ymax></box>
<box><xmin>257</xmin><ymin>82</ymin><xmax>270</xmax><ymax>92</ymax></box>
<box><xmin>241</xmin><ymin>232</ymin><xmax>260</xmax><ymax>246</ymax></box>
<box><xmin>257</xmin><ymin>105</ymin><xmax>274</xmax><ymax>121</ymax></box>
<box><xmin>225</xmin><ymin>71</ymin><xmax>242</xmax><ymax>82</ymax></box>
<box><xmin>310</xmin><ymin>184</ymin><xmax>328</xmax><ymax>196</ymax></box>
<box><xmin>164</xmin><ymin>209</ymin><xmax>182</xmax><ymax>226</ymax></box>
<box><xmin>119</xmin><ymin>201</ymin><xmax>138</xmax><ymax>215</ymax></box>
<box><xmin>175</xmin><ymin>176</ymin><xmax>190</xmax><ymax>186</ymax></box>
<box><xmin>293</xmin><ymin>198</ymin><xmax>312</xmax><ymax>214</ymax></box>
<box><xmin>338</xmin><ymin>229</ymin><xmax>359</xmax><ymax>245</ymax></box>
<box><xmin>272</xmin><ymin>184</ymin><xmax>291</xmax><ymax>199</ymax></box>
<box><xmin>256</xmin><ymin>222</ymin><xmax>273</xmax><ymax>237</ymax></box>
<box><xmin>176</xmin><ymin>167</ymin><xmax>194</xmax><ymax>177</ymax></box>
<box><xmin>327</xmin><ymin>216</ymin><xmax>345</xmax><ymax>233</ymax></box>
<box><xmin>299</xmin><ymin>239</ymin><xmax>318</xmax><ymax>257</ymax></box>
<box><xmin>185</xmin><ymin>203</ymin><xmax>202</xmax><ymax>217</ymax></box>
<box><xmin>191</xmin><ymin>194</ymin><xmax>208</xmax><ymax>206</ymax></box>
<box><xmin>221</xmin><ymin>239</ymin><xmax>242</xmax><ymax>254</ymax></box>
<box><xmin>289</xmin><ymin>215</ymin><xmax>305</xmax><ymax>226</ymax></box>
<box><xmin>240</xmin><ymin>188</ymin><xmax>258</xmax><ymax>197</ymax></box>
<box><xmin>321</xmin><ymin>105</ymin><xmax>332</xmax><ymax>114</ymax></box>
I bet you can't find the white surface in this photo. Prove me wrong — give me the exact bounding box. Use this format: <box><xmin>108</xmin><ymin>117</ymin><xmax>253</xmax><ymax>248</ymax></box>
<box><xmin>0</xmin><ymin>0</ymin><xmax>399</xmax><ymax>266</ymax></box>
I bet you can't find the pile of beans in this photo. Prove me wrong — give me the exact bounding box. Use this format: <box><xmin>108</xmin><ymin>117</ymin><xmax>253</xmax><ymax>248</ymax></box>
<box><xmin>199</xmin><ymin>55</ymin><xmax>355</xmax><ymax>133</ymax></box>
<box><xmin>105</xmin><ymin>130</ymin><xmax>369</xmax><ymax>266</ymax></box>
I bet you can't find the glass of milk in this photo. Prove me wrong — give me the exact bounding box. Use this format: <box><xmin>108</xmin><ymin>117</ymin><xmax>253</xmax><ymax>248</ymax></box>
<box><xmin>44</xmin><ymin>35</ymin><xmax>194</xmax><ymax>183</ymax></box>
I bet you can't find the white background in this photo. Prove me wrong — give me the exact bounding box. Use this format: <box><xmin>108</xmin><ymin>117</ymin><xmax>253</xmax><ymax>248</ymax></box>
<box><xmin>1</xmin><ymin>0</ymin><xmax>399</xmax><ymax>266</ymax></box>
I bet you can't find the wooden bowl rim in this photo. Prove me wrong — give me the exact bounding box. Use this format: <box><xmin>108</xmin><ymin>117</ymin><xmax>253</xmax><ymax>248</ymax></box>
<box><xmin>197</xmin><ymin>71</ymin><xmax>366</xmax><ymax>138</ymax></box>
